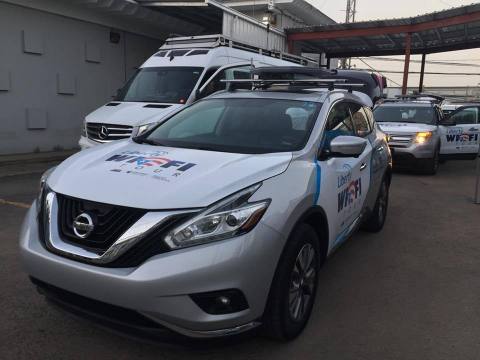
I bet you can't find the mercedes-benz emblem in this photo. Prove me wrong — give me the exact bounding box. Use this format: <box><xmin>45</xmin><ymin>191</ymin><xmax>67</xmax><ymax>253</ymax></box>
<box><xmin>98</xmin><ymin>125</ymin><xmax>109</xmax><ymax>140</ymax></box>
<box><xmin>73</xmin><ymin>213</ymin><xmax>94</xmax><ymax>239</ymax></box>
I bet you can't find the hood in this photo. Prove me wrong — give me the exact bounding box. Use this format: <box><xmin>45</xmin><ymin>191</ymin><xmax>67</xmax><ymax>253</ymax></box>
<box><xmin>48</xmin><ymin>141</ymin><xmax>292</xmax><ymax>209</ymax></box>
<box><xmin>377</xmin><ymin>122</ymin><xmax>437</xmax><ymax>134</ymax></box>
<box><xmin>85</xmin><ymin>102</ymin><xmax>182</xmax><ymax>127</ymax></box>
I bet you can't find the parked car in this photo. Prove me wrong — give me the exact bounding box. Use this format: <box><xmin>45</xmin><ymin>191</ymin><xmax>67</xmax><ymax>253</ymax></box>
<box><xmin>79</xmin><ymin>34</ymin><xmax>314</xmax><ymax>150</ymax></box>
<box><xmin>374</xmin><ymin>96</ymin><xmax>479</xmax><ymax>174</ymax></box>
<box><xmin>21</xmin><ymin>73</ymin><xmax>392</xmax><ymax>341</ymax></box>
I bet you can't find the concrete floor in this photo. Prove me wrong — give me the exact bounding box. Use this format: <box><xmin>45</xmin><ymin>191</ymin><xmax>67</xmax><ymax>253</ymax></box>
<box><xmin>1</xmin><ymin>159</ymin><xmax>479</xmax><ymax>359</ymax></box>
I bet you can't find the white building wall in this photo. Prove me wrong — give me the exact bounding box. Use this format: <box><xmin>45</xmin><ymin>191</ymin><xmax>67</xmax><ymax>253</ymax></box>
<box><xmin>0</xmin><ymin>2</ymin><xmax>161</xmax><ymax>154</ymax></box>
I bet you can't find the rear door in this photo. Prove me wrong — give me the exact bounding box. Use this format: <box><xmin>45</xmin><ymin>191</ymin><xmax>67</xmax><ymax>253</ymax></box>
<box><xmin>318</xmin><ymin>101</ymin><xmax>372</xmax><ymax>249</ymax></box>
<box><xmin>439</xmin><ymin>106</ymin><xmax>480</xmax><ymax>157</ymax></box>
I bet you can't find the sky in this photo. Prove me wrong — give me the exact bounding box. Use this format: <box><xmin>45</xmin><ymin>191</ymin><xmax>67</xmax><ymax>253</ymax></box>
<box><xmin>305</xmin><ymin>0</ymin><xmax>480</xmax><ymax>88</ymax></box>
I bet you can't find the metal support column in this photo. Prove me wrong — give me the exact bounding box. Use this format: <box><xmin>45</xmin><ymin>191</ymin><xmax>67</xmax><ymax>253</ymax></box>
<box><xmin>402</xmin><ymin>32</ymin><xmax>412</xmax><ymax>95</ymax></box>
<box><xmin>288</xmin><ymin>39</ymin><xmax>294</xmax><ymax>54</ymax></box>
<box><xmin>419</xmin><ymin>53</ymin><xmax>426</xmax><ymax>93</ymax></box>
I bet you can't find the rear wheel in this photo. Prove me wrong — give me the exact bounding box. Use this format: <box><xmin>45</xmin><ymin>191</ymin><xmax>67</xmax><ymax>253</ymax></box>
<box><xmin>362</xmin><ymin>177</ymin><xmax>389</xmax><ymax>232</ymax></box>
<box><xmin>263</xmin><ymin>224</ymin><xmax>320</xmax><ymax>341</ymax></box>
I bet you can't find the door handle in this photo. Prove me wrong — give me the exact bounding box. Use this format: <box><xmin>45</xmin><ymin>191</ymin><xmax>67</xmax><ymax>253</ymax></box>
<box><xmin>360</xmin><ymin>163</ymin><xmax>367</xmax><ymax>171</ymax></box>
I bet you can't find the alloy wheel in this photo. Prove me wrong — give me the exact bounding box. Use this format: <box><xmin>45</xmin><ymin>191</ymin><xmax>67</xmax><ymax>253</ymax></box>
<box><xmin>288</xmin><ymin>243</ymin><xmax>316</xmax><ymax>322</ymax></box>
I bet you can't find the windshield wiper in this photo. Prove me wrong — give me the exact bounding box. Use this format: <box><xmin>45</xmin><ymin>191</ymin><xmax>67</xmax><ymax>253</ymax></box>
<box><xmin>134</xmin><ymin>138</ymin><xmax>166</xmax><ymax>146</ymax></box>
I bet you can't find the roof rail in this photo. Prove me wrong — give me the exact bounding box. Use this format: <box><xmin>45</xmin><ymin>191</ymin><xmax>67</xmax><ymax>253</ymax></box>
<box><xmin>220</xmin><ymin>78</ymin><xmax>365</xmax><ymax>92</ymax></box>
<box><xmin>160</xmin><ymin>34</ymin><xmax>316</xmax><ymax>66</ymax></box>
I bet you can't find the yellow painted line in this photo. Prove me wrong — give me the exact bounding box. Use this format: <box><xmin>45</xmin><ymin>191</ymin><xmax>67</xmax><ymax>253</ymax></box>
<box><xmin>0</xmin><ymin>198</ymin><xmax>31</xmax><ymax>209</ymax></box>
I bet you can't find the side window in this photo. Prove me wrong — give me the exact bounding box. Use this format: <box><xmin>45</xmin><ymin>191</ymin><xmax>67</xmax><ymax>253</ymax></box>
<box><xmin>323</xmin><ymin>102</ymin><xmax>355</xmax><ymax>147</ymax></box>
<box><xmin>363</xmin><ymin>106</ymin><xmax>375</xmax><ymax>130</ymax></box>
<box><xmin>450</xmin><ymin>107</ymin><xmax>479</xmax><ymax>125</ymax></box>
<box><xmin>349</xmin><ymin>103</ymin><xmax>371</xmax><ymax>137</ymax></box>
<box><xmin>197</xmin><ymin>67</ymin><xmax>219</xmax><ymax>90</ymax></box>
<box><xmin>198</xmin><ymin>65</ymin><xmax>252</xmax><ymax>99</ymax></box>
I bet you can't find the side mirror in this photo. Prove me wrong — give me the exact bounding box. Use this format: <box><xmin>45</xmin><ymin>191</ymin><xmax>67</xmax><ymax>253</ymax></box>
<box><xmin>327</xmin><ymin>136</ymin><xmax>368</xmax><ymax>158</ymax></box>
<box><xmin>441</xmin><ymin>115</ymin><xmax>456</xmax><ymax>126</ymax></box>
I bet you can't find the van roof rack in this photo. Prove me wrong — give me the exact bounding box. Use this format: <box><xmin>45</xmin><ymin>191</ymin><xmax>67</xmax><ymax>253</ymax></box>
<box><xmin>394</xmin><ymin>93</ymin><xmax>445</xmax><ymax>103</ymax></box>
<box><xmin>160</xmin><ymin>34</ymin><xmax>316</xmax><ymax>66</ymax></box>
<box><xmin>220</xmin><ymin>78</ymin><xmax>365</xmax><ymax>92</ymax></box>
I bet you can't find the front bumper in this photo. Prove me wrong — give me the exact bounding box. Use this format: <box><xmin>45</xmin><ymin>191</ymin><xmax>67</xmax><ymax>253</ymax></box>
<box><xmin>20</xmin><ymin>205</ymin><xmax>286</xmax><ymax>338</ymax></box>
<box><xmin>388</xmin><ymin>139</ymin><xmax>438</xmax><ymax>169</ymax></box>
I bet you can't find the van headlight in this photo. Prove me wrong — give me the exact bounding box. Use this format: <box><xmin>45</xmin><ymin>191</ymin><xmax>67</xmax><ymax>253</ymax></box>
<box><xmin>132</xmin><ymin>122</ymin><xmax>156</xmax><ymax>137</ymax></box>
<box><xmin>81</xmin><ymin>120</ymin><xmax>87</xmax><ymax>137</ymax></box>
<box><xmin>414</xmin><ymin>131</ymin><xmax>432</xmax><ymax>144</ymax></box>
<box><xmin>37</xmin><ymin>167</ymin><xmax>55</xmax><ymax>215</ymax></box>
<box><xmin>164</xmin><ymin>183</ymin><xmax>270</xmax><ymax>249</ymax></box>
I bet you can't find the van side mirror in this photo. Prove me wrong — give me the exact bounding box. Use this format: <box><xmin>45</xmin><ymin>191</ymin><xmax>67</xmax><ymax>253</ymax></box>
<box><xmin>441</xmin><ymin>115</ymin><xmax>456</xmax><ymax>126</ymax></box>
<box><xmin>320</xmin><ymin>136</ymin><xmax>368</xmax><ymax>159</ymax></box>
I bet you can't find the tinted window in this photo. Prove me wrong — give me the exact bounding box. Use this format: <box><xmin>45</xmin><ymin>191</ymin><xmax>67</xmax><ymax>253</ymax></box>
<box><xmin>146</xmin><ymin>98</ymin><xmax>321</xmax><ymax>154</ymax></box>
<box><xmin>373</xmin><ymin>105</ymin><xmax>436</xmax><ymax>125</ymax></box>
<box><xmin>322</xmin><ymin>102</ymin><xmax>355</xmax><ymax>148</ymax></box>
<box><xmin>450</xmin><ymin>107</ymin><xmax>479</xmax><ymax>124</ymax></box>
<box><xmin>350</xmin><ymin>103</ymin><xmax>371</xmax><ymax>137</ymax></box>
<box><xmin>116</xmin><ymin>67</ymin><xmax>203</xmax><ymax>104</ymax></box>
<box><xmin>199</xmin><ymin>66</ymin><xmax>252</xmax><ymax>99</ymax></box>
<box><xmin>363</xmin><ymin>106</ymin><xmax>375</xmax><ymax>129</ymax></box>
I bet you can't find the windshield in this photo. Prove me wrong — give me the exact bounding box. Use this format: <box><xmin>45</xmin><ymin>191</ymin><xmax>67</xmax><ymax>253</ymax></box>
<box><xmin>143</xmin><ymin>98</ymin><xmax>321</xmax><ymax>154</ymax></box>
<box><xmin>374</xmin><ymin>105</ymin><xmax>436</xmax><ymax>125</ymax></box>
<box><xmin>115</xmin><ymin>67</ymin><xmax>203</xmax><ymax>104</ymax></box>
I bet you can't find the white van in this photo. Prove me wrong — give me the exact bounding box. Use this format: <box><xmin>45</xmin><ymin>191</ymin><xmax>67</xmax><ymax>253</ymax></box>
<box><xmin>79</xmin><ymin>35</ymin><xmax>313</xmax><ymax>149</ymax></box>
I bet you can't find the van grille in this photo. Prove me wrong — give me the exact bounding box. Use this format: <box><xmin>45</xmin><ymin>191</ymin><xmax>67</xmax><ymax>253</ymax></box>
<box><xmin>86</xmin><ymin>123</ymin><xmax>133</xmax><ymax>143</ymax></box>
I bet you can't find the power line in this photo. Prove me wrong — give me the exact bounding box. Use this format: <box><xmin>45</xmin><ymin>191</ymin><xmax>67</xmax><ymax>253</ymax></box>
<box><xmin>355</xmin><ymin>68</ymin><xmax>480</xmax><ymax>76</ymax></box>
<box><xmin>356</xmin><ymin>57</ymin><xmax>480</xmax><ymax>68</ymax></box>
<box><xmin>356</xmin><ymin>58</ymin><xmax>402</xmax><ymax>86</ymax></box>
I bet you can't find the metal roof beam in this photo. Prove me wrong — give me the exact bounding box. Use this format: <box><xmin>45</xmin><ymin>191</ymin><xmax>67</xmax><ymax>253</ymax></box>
<box><xmin>287</xmin><ymin>10</ymin><xmax>480</xmax><ymax>41</ymax></box>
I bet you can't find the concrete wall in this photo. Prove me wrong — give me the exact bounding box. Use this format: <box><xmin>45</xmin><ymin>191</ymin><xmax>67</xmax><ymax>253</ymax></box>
<box><xmin>0</xmin><ymin>2</ymin><xmax>161</xmax><ymax>155</ymax></box>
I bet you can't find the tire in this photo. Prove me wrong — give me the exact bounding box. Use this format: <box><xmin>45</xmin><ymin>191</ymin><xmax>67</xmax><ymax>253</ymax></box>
<box><xmin>362</xmin><ymin>177</ymin><xmax>389</xmax><ymax>233</ymax></box>
<box><xmin>423</xmin><ymin>148</ymin><xmax>440</xmax><ymax>175</ymax></box>
<box><xmin>263</xmin><ymin>224</ymin><xmax>321</xmax><ymax>341</ymax></box>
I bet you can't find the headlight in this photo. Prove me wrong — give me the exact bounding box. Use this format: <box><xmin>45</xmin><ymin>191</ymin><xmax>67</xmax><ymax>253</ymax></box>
<box><xmin>37</xmin><ymin>167</ymin><xmax>55</xmax><ymax>215</ymax></box>
<box><xmin>81</xmin><ymin>120</ymin><xmax>87</xmax><ymax>137</ymax></box>
<box><xmin>414</xmin><ymin>131</ymin><xmax>432</xmax><ymax>144</ymax></box>
<box><xmin>164</xmin><ymin>183</ymin><xmax>270</xmax><ymax>249</ymax></box>
<box><xmin>132</xmin><ymin>122</ymin><xmax>156</xmax><ymax>137</ymax></box>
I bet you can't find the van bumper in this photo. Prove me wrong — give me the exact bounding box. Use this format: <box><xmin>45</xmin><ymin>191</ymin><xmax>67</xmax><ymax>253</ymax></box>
<box><xmin>78</xmin><ymin>136</ymin><xmax>100</xmax><ymax>150</ymax></box>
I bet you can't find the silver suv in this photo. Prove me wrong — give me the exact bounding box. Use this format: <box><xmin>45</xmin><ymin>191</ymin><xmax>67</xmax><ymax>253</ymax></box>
<box><xmin>21</xmin><ymin>76</ymin><xmax>392</xmax><ymax>341</ymax></box>
<box><xmin>374</xmin><ymin>99</ymin><xmax>443</xmax><ymax>174</ymax></box>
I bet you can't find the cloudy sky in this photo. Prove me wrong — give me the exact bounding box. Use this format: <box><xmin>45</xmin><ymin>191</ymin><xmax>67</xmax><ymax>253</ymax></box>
<box><xmin>305</xmin><ymin>0</ymin><xmax>480</xmax><ymax>88</ymax></box>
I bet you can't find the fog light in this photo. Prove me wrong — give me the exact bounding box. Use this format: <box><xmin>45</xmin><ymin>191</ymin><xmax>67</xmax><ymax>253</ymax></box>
<box><xmin>190</xmin><ymin>289</ymin><xmax>249</xmax><ymax>315</ymax></box>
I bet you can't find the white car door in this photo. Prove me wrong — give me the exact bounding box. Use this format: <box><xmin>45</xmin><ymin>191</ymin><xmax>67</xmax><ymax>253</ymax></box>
<box><xmin>317</xmin><ymin>101</ymin><xmax>372</xmax><ymax>250</ymax></box>
<box><xmin>440</xmin><ymin>105</ymin><xmax>480</xmax><ymax>156</ymax></box>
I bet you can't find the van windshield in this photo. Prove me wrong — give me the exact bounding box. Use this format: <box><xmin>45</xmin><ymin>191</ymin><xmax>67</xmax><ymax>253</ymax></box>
<box><xmin>142</xmin><ymin>98</ymin><xmax>321</xmax><ymax>154</ymax></box>
<box><xmin>374</xmin><ymin>105</ymin><xmax>437</xmax><ymax>125</ymax></box>
<box><xmin>115</xmin><ymin>67</ymin><xmax>203</xmax><ymax>104</ymax></box>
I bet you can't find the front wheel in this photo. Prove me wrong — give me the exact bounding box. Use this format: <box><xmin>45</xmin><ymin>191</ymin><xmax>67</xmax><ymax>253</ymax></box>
<box><xmin>362</xmin><ymin>177</ymin><xmax>389</xmax><ymax>232</ymax></box>
<box><xmin>263</xmin><ymin>224</ymin><xmax>320</xmax><ymax>341</ymax></box>
<box><xmin>423</xmin><ymin>148</ymin><xmax>440</xmax><ymax>175</ymax></box>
